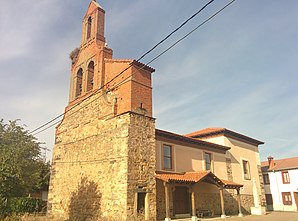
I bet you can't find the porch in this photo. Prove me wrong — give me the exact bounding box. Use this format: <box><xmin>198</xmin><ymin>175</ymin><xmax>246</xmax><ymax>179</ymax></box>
<box><xmin>155</xmin><ymin>171</ymin><xmax>244</xmax><ymax>221</ymax></box>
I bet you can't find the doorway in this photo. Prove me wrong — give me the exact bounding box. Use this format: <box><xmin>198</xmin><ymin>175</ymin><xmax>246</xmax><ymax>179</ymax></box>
<box><xmin>294</xmin><ymin>192</ymin><xmax>298</xmax><ymax>210</ymax></box>
<box><xmin>173</xmin><ymin>186</ymin><xmax>190</xmax><ymax>215</ymax></box>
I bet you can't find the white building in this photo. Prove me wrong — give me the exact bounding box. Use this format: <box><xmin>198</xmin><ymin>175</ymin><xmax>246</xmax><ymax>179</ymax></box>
<box><xmin>261</xmin><ymin>156</ymin><xmax>298</xmax><ymax>211</ymax></box>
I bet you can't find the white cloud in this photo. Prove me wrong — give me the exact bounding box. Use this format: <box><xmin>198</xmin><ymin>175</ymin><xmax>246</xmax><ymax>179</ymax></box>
<box><xmin>0</xmin><ymin>1</ymin><xmax>62</xmax><ymax>61</ymax></box>
<box><xmin>1</xmin><ymin>0</ymin><xmax>298</xmax><ymax>162</ymax></box>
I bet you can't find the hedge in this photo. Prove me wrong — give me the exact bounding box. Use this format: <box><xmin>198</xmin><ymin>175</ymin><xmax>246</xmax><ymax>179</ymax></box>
<box><xmin>0</xmin><ymin>197</ymin><xmax>46</xmax><ymax>217</ymax></box>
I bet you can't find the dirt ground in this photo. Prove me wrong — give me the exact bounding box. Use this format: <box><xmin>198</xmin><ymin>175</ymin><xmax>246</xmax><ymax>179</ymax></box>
<box><xmin>174</xmin><ymin>211</ymin><xmax>298</xmax><ymax>221</ymax></box>
<box><xmin>225</xmin><ymin>211</ymin><xmax>298</xmax><ymax>221</ymax></box>
<box><xmin>192</xmin><ymin>211</ymin><xmax>298</xmax><ymax>221</ymax></box>
<box><xmin>4</xmin><ymin>211</ymin><xmax>298</xmax><ymax>221</ymax></box>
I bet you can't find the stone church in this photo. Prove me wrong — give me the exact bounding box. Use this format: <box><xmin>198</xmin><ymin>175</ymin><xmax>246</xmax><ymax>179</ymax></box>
<box><xmin>48</xmin><ymin>1</ymin><xmax>266</xmax><ymax>221</ymax></box>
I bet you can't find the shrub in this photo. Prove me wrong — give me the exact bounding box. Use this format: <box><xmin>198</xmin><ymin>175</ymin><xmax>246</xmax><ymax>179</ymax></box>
<box><xmin>0</xmin><ymin>197</ymin><xmax>46</xmax><ymax>218</ymax></box>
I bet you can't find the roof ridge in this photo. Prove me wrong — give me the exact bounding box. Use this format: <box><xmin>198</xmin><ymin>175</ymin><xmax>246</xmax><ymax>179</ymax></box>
<box><xmin>155</xmin><ymin>128</ymin><xmax>230</xmax><ymax>152</ymax></box>
<box><xmin>185</xmin><ymin>127</ymin><xmax>264</xmax><ymax>146</ymax></box>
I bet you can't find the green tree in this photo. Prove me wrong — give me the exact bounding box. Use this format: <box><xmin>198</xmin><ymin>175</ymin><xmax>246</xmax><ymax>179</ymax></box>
<box><xmin>0</xmin><ymin>119</ymin><xmax>50</xmax><ymax>198</ymax></box>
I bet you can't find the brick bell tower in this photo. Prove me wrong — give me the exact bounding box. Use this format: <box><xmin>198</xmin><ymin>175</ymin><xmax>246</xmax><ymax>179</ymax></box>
<box><xmin>68</xmin><ymin>0</ymin><xmax>112</xmax><ymax>103</ymax></box>
<box><xmin>48</xmin><ymin>1</ymin><xmax>157</xmax><ymax>220</ymax></box>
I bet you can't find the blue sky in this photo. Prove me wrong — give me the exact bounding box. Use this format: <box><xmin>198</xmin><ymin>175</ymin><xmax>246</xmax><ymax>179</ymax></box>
<box><xmin>1</xmin><ymin>0</ymin><xmax>298</xmax><ymax>162</ymax></box>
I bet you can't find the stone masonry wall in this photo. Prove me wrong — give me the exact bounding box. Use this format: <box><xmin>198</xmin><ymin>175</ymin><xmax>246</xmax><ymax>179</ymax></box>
<box><xmin>156</xmin><ymin>180</ymin><xmax>165</xmax><ymax>221</ymax></box>
<box><xmin>156</xmin><ymin>183</ymin><xmax>256</xmax><ymax>220</ymax></box>
<box><xmin>195</xmin><ymin>192</ymin><xmax>254</xmax><ymax>216</ymax></box>
<box><xmin>226</xmin><ymin>158</ymin><xmax>233</xmax><ymax>181</ymax></box>
<box><xmin>257</xmin><ymin>165</ymin><xmax>267</xmax><ymax>207</ymax></box>
<box><xmin>127</xmin><ymin>113</ymin><xmax>156</xmax><ymax>219</ymax></box>
<box><xmin>48</xmin><ymin>91</ymin><xmax>156</xmax><ymax>221</ymax></box>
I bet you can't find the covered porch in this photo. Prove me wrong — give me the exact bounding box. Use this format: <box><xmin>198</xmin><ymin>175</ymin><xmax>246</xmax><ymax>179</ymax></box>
<box><xmin>155</xmin><ymin>171</ymin><xmax>243</xmax><ymax>221</ymax></box>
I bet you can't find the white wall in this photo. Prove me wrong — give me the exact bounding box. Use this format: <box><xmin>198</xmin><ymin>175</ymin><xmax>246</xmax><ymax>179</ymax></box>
<box><xmin>268</xmin><ymin>169</ymin><xmax>298</xmax><ymax>211</ymax></box>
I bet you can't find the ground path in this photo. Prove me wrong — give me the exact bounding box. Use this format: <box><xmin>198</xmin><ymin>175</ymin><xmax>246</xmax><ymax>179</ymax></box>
<box><xmin>174</xmin><ymin>211</ymin><xmax>298</xmax><ymax>221</ymax></box>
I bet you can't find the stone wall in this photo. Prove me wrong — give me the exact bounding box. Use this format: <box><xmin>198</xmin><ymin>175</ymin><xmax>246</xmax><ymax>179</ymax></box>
<box><xmin>257</xmin><ymin>165</ymin><xmax>267</xmax><ymax>207</ymax></box>
<box><xmin>226</xmin><ymin>158</ymin><xmax>233</xmax><ymax>181</ymax></box>
<box><xmin>155</xmin><ymin>182</ymin><xmax>256</xmax><ymax>220</ymax></box>
<box><xmin>196</xmin><ymin>192</ymin><xmax>254</xmax><ymax>215</ymax></box>
<box><xmin>48</xmin><ymin>91</ymin><xmax>156</xmax><ymax>221</ymax></box>
<box><xmin>156</xmin><ymin>180</ymin><xmax>166</xmax><ymax>221</ymax></box>
<box><xmin>127</xmin><ymin>113</ymin><xmax>156</xmax><ymax>219</ymax></box>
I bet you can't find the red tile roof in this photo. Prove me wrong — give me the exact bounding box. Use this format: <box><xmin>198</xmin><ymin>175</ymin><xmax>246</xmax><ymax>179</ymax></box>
<box><xmin>156</xmin><ymin>129</ymin><xmax>230</xmax><ymax>153</ymax></box>
<box><xmin>186</xmin><ymin>128</ymin><xmax>225</xmax><ymax>137</ymax></box>
<box><xmin>155</xmin><ymin>171</ymin><xmax>243</xmax><ymax>188</ymax></box>
<box><xmin>185</xmin><ymin>127</ymin><xmax>264</xmax><ymax>146</ymax></box>
<box><xmin>155</xmin><ymin>171</ymin><xmax>209</xmax><ymax>183</ymax></box>
<box><xmin>221</xmin><ymin>179</ymin><xmax>243</xmax><ymax>187</ymax></box>
<box><xmin>261</xmin><ymin>156</ymin><xmax>298</xmax><ymax>171</ymax></box>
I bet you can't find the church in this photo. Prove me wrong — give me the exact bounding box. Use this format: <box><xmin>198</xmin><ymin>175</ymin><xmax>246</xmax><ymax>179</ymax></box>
<box><xmin>48</xmin><ymin>1</ymin><xmax>266</xmax><ymax>220</ymax></box>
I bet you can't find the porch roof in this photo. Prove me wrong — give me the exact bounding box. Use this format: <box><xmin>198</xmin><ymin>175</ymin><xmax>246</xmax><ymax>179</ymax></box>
<box><xmin>155</xmin><ymin>170</ymin><xmax>243</xmax><ymax>189</ymax></box>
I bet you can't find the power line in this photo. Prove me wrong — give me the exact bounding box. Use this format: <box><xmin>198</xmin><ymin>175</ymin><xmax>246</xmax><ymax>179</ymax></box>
<box><xmin>32</xmin><ymin>119</ymin><xmax>61</xmax><ymax>137</ymax></box>
<box><xmin>29</xmin><ymin>1</ymin><xmax>216</xmax><ymax>135</ymax></box>
<box><xmin>104</xmin><ymin>0</ymin><xmax>216</xmax><ymax>90</ymax></box>
<box><xmin>31</xmin><ymin>0</ymin><xmax>236</xmax><ymax>136</ymax></box>
<box><xmin>30</xmin><ymin>1</ymin><xmax>215</xmax><ymax>135</ymax></box>
<box><xmin>32</xmin><ymin>0</ymin><xmax>236</xmax><ymax>136</ymax></box>
<box><xmin>136</xmin><ymin>0</ymin><xmax>214</xmax><ymax>62</ymax></box>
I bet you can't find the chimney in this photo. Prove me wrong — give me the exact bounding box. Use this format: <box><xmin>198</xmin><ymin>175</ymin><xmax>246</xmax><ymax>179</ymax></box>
<box><xmin>267</xmin><ymin>156</ymin><xmax>274</xmax><ymax>170</ymax></box>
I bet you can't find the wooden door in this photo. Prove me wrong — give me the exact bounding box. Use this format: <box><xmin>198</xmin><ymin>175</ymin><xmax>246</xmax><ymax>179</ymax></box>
<box><xmin>174</xmin><ymin>186</ymin><xmax>190</xmax><ymax>215</ymax></box>
<box><xmin>294</xmin><ymin>192</ymin><xmax>298</xmax><ymax>210</ymax></box>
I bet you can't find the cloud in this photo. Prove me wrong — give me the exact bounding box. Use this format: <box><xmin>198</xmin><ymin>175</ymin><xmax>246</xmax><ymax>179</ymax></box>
<box><xmin>1</xmin><ymin>0</ymin><xmax>298</xmax><ymax>162</ymax></box>
<box><xmin>0</xmin><ymin>1</ymin><xmax>62</xmax><ymax>61</ymax></box>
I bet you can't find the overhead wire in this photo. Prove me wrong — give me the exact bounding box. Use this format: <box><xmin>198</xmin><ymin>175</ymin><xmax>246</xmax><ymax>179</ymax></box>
<box><xmin>136</xmin><ymin>0</ymin><xmax>214</xmax><ymax>62</ymax></box>
<box><xmin>31</xmin><ymin>0</ymin><xmax>236</xmax><ymax>136</ymax></box>
<box><xmin>29</xmin><ymin>0</ymin><xmax>217</xmax><ymax>135</ymax></box>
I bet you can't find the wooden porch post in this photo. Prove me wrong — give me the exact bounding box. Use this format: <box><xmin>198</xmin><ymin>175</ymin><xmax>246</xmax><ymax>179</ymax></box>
<box><xmin>219</xmin><ymin>188</ymin><xmax>226</xmax><ymax>218</ymax></box>
<box><xmin>190</xmin><ymin>186</ymin><xmax>198</xmax><ymax>221</ymax></box>
<box><xmin>237</xmin><ymin>188</ymin><xmax>244</xmax><ymax>217</ymax></box>
<box><xmin>164</xmin><ymin>182</ymin><xmax>171</xmax><ymax>221</ymax></box>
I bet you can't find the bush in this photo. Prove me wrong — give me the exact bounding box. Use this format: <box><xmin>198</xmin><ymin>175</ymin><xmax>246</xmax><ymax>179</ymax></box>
<box><xmin>0</xmin><ymin>197</ymin><xmax>46</xmax><ymax>218</ymax></box>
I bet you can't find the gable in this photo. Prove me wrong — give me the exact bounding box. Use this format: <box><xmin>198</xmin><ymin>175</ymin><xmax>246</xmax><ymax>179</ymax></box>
<box><xmin>84</xmin><ymin>0</ymin><xmax>104</xmax><ymax>19</ymax></box>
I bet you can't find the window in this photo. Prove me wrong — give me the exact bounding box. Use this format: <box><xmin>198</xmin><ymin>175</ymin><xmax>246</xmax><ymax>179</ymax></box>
<box><xmin>282</xmin><ymin>192</ymin><xmax>292</xmax><ymax>205</ymax></box>
<box><xmin>87</xmin><ymin>61</ymin><xmax>94</xmax><ymax>92</ymax></box>
<box><xmin>242</xmin><ymin>160</ymin><xmax>251</xmax><ymax>180</ymax></box>
<box><xmin>263</xmin><ymin>174</ymin><xmax>270</xmax><ymax>184</ymax></box>
<box><xmin>282</xmin><ymin>171</ymin><xmax>290</xmax><ymax>184</ymax></box>
<box><xmin>137</xmin><ymin>192</ymin><xmax>146</xmax><ymax>213</ymax></box>
<box><xmin>163</xmin><ymin>144</ymin><xmax>173</xmax><ymax>170</ymax></box>
<box><xmin>75</xmin><ymin>68</ymin><xmax>83</xmax><ymax>97</ymax></box>
<box><xmin>204</xmin><ymin>152</ymin><xmax>212</xmax><ymax>171</ymax></box>
<box><xmin>265</xmin><ymin>194</ymin><xmax>273</xmax><ymax>205</ymax></box>
<box><xmin>87</xmin><ymin>16</ymin><xmax>92</xmax><ymax>39</ymax></box>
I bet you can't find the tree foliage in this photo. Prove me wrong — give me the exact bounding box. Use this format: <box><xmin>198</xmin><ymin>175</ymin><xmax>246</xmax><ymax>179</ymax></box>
<box><xmin>0</xmin><ymin>119</ymin><xmax>50</xmax><ymax>198</ymax></box>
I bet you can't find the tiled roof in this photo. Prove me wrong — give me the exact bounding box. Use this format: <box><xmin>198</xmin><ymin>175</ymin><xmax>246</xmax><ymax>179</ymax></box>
<box><xmin>155</xmin><ymin>171</ymin><xmax>209</xmax><ymax>183</ymax></box>
<box><xmin>261</xmin><ymin>156</ymin><xmax>298</xmax><ymax>171</ymax></box>
<box><xmin>105</xmin><ymin>59</ymin><xmax>155</xmax><ymax>73</ymax></box>
<box><xmin>261</xmin><ymin>161</ymin><xmax>268</xmax><ymax>167</ymax></box>
<box><xmin>156</xmin><ymin>129</ymin><xmax>230</xmax><ymax>153</ymax></box>
<box><xmin>221</xmin><ymin>179</ymin><xmax>243</xmax><ymax>188</ymax></box>
<box><xmin>155</xmin><ymin>171</ymin><xmax>243</xmax><ymax>188</ymax></box>
<box><xmin>186</xmin><ymin>128</ymin><xmax>225</xmax><ymax>137</ymax></box>
<box><xmin>185</xmin><ymin>127</ymin><xmax>264</xmax><ymax>146</ymax></box>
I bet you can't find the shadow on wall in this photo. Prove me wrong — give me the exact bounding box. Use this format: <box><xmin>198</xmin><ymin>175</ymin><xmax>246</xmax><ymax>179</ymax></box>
<box><xmin>224</xmin><ymin>191</ymin><xmax>256</xmax><ymax>215</ymax></box>
<box><xmin>68</xmin><ymin>177</ymin><xmax>102</xmax><ymax>221</ymax></box>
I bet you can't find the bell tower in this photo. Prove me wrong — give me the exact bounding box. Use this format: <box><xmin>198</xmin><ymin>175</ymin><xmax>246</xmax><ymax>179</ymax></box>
<box><xmin>48</xmin><ymin>1</ymin><xmax>156</xmax><ymax>220</ymax></box>
<box><xmin>81</xmin><ymin>0</ymin><xmax>105</xmax><ymax>45</ymax></box>
<box><xmin>68</xmin><ymin>0</ymin><xmax>113</xmax><ymax>103</ymax></box>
